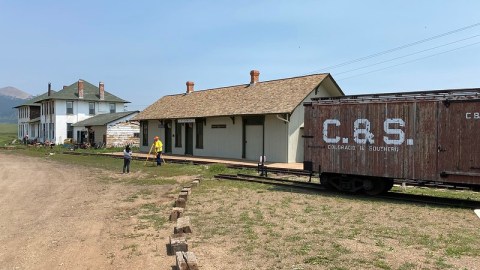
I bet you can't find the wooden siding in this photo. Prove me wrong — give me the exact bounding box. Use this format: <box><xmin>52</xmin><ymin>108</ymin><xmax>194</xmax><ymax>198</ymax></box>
<box><xmin>106</xmin><ymin>122</ymin><xmax>140</xmax><ymax>147</ymax></box>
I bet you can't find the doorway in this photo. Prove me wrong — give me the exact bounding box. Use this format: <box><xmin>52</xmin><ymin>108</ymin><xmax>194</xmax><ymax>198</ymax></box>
<box><xmin>165</xmin><ymin>121</ymin><xmax>172</xmax><ymax>153</ymax></box>
<box><xmin>185</xmin><ymin>123</ymin><xmax>193</xmax><ymax>155</ymax></box>
<box><xmin>242</xmin><ymin>116</ymin><xmax>264</xmax><ymax>161</ymax></box>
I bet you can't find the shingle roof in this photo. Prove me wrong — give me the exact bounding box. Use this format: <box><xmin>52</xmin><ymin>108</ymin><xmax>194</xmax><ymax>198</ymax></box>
<box><xmin>134</xmin><ymin>73</ymin><xmax>343</xmax><ymax>120</ymax></box>
<box><xmin>72</xmin><ymin>111</ymin><xmax>139</xmax><ymax>127</ymax></box>
<box><xmin>35</xmin><ymin>80</ymin><xmax>129</xmax><ymax>103</ymax></box>
<box><xmin>14</xmin><ymin>91</ymin><xmax>56</xmax><ymax>108</ymax></box>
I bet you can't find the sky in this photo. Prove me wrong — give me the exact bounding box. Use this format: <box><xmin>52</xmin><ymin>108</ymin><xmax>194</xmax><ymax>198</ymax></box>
<box><xmin>1</xmin><ymin>1</ymin><xmax>479</xmax><ymax>110</ymax></box>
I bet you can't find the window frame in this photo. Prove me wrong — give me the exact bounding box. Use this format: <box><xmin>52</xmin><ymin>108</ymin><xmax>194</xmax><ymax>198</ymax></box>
<box><xmin>109</xmin><ymin>103</ymin><xmax>116</xmax><ymax>113</ymax></box>
<box><xmin>66</xmin><ymin>101</ymin><xmax>74</xmax><ymax>115</ymax></box>
<box><xmin>89</xmin><ymin>102</ymin><xmax>95</xmax><ymax>115</ymax></box>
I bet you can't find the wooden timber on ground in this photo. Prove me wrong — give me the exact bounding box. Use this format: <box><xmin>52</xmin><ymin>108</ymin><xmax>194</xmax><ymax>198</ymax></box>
<box><xmin>182</xmin><ymin>187</ymin><xmax>192</xmax><ymax>195</ymax></box>
<box><xmin>168</xmin><ymin>233</ymin><xmax>188</xmax><ymax>255</ymax></box>
<box><xmin>176</xmin><ymin>251</ymin><xmax>199</xmax><ymax>270</ymax></box>
<box><xmin>179</xmin><ymin>191</ymin><xmax>189</xmax><ymax>201</ymax></box>
<box><xmin>170</xmin><ymin>207</ymin><xmax>184</xmax><ymax>222</ymax></box>
<box><xmin>175</xmin><ymin>198</ymin><xmax>186</xmax><ymax>208</ymax></box>
<box><xmin>174</xmin><ymin>216</ymin><xmax>192</xmax><ymax>234</ymax></box>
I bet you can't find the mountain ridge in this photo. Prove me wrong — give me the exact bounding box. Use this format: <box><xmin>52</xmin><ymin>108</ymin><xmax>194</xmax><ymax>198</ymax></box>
<box><xmin>0</xmin><ymin>86</ymin><xmax>32</xmax><ymax>99</ymax></box>
<box><xmin>0</xmin><ymin>86</ymin><xmax>32</xmax><ymax>123</ymax></box>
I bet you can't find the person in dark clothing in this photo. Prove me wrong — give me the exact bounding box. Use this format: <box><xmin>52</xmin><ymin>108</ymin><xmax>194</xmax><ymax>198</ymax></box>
<box><xmin>123</xmin><ymin>145</ymin><xmax>132</xmax><ymax>173</ymax></box>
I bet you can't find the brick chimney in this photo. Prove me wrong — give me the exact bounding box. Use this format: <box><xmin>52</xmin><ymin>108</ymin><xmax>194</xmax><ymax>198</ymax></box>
<box><xmin>77</xmin><ymin>80</ymin><xmax>84</xmax><ymax>99</ymax></box>
<box><xmin>99</xmin><ymin>82</ymin><xmax>105</xmax><ymax>100</ymax></box>
<box><xmin>250</xmin><ymin>70</ymin><xmax>260</xmax><ymax>85</ymax></box>
<box><xmin>48</xmin><ymin>82</ymin><xmax>51</xmax><ymax>96</ymax></box>
<box><xmin>186</xmin><ymin>81</ymin><xmax>194</xmax><ymax>94</ymax></box>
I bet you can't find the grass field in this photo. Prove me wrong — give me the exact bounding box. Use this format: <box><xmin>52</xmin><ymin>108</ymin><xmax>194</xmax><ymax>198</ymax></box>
<box><xmin>2</xmin><ymin>148</ymin><xmax>480</xmax><ymax>269</ymax></box>
<box><xmin>0</xmin><ymin>123</ymin><xmax>17</xmax><ymax>146</ymax></box>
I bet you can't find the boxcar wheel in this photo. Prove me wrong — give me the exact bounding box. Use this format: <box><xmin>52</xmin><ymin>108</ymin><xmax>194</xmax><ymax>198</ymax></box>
<box><xmin>363</xmin><ymin>178</ymin><xmax>387</xmax><ymax>196</ymax></box>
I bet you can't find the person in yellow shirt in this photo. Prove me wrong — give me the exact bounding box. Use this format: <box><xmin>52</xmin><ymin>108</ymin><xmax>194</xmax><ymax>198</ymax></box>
<box><xmin>154</xmin><ymin>136</ymin><xmax>163</xmax><ymax>166</ymax></box>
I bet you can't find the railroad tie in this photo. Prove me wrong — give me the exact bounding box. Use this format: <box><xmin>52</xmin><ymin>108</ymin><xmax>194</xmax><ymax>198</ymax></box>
<box><xmin>175</xmin><ymin>198</ymin><xmax>186</xmax><ymax>208</ymax></box>
<box><xmin>174</xmin><ymin>216</ymin><xmax>192</xmax><ymax>234</ymax></box>
<box><xmin>176</xmin><ymin>251</ymin><xmax>199</xmax><ymax>270</ymax></box>
<box><xmin>168</xmin><ymin>233</ymin><xmax>188</xmax><ymax>255</ymax></box>
<box><xmin>170</xmin><ymin>207</ymin><xmax>184</xmax><ymax>222</ymax></box>
<box><xmin>179</xmin><ymin>191</ymin><xmax>189</xmax><ymax>202</ymax></box>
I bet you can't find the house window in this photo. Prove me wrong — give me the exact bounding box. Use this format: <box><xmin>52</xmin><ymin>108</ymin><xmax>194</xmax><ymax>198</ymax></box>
<box><xmin>109</xmin><ymin>103</ymin><xmax>116</xmax><ymax>113</ymax></box>
<box><xmin>51</xmin><ymin>101</ymin><xmax>54</xmax><ymax>114</ymax></box>
<box><xmin>175</xmin><ymin>121</ymin><xmax>182</xmax><ymax>147</ymax></box>
<box><xmin>67</xmin><ymin>123</ymin><xmax>73</xmax><ymax>139</ymax></box>
<box><xmin>66</xmin><ymin>101</ymin><xmax>73</xmax><ymax>114</ymax></box>
<box><xmin>89</xmin><ymin>102</ymin><xmax>95</xmax><ymax>115</ymax></box>
<box><xmin>195</xmin><ymin>119</ymin><xmax>203</xmax><ymax>149</ymax></box>
<box><xmin>142</xmin><ymin>121</ymin><xmax>148</xmax><ymax>146</ymax></box>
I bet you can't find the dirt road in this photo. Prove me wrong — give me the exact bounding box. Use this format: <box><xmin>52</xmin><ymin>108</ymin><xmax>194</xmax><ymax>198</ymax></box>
<box><xmin>0</xmin><ymin>152</ymin><xmax>175</xmax><ymax>269</ymax></box>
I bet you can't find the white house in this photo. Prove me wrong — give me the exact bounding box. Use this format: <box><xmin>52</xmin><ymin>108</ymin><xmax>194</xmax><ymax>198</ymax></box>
<box><xmin>134</xmin><ymin>70</ymin><xmax>344</xmax><ymax>163</ymax></box>
<box><xmin>16</xmin><ymin>80</ymin><xmax>129</xmax><ymax>145</ymax></box>
<box><xmin>15</xmin><ymin>91</ymin><xmax>54</xmax><ymax>142</ymax></box>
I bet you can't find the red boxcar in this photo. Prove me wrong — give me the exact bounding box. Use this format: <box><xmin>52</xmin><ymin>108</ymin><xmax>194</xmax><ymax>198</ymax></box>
<box><xmin>304</xmin><ymin>89</ymin><xmax>480</xmax><ymax>194</ymax></box>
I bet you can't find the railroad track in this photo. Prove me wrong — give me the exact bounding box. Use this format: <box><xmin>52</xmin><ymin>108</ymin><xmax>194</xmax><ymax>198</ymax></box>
<box><xmin>214</xmin><ymin>173</ymin><xmax>480</xmax><ymax>209</ymax></box>
<box><xmin>215</xmin><ymin>173</ymin><xmax>325</xmax><ymax>191</ymax></box>
<box><xmin>61</xmin><ymin>151</ymin><xmax>477</xmax><ymax>191</ymax></box>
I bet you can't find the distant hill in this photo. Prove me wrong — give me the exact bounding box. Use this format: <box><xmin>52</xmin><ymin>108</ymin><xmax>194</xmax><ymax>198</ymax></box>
<box><xmin>0</xmin><ymin>87</ymin><xmax>32</xmax><ymax>123</ymax></box>
<box><xmin>0</xmin><ymin>86</ymin><xmax>32</xmax><ymax>99</ymax></box>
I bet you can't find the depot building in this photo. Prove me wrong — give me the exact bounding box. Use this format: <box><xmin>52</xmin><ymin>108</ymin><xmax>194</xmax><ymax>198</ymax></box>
<box><xmin>133</xmin><ymin>70</ymin><xmax>344</xmax><ymax>163</ymax></box>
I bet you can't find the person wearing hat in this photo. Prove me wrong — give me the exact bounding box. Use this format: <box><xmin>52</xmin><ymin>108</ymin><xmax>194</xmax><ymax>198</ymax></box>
<box><xmin>154</xmin><ymin>136</ymin><xmax>163</xmax><ymax>166</ymax></box>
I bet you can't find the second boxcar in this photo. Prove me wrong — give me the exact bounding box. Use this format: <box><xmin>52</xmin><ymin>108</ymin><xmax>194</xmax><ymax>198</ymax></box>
<box><xmin>303</xmin><ymin>89</ymin><xmax>480</xmax><ymax>194</ymax></box>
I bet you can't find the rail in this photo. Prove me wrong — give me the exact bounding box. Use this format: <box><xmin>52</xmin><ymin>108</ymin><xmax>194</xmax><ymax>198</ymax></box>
<box><xmin>214</xmin><ymin>173</ymin><xmax>480</xmax><ymax>209</ymax></box>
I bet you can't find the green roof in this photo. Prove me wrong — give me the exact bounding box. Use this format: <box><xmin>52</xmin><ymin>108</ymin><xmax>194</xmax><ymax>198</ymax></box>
<box><xmin>72</xmin><ymin>111</ymin><xmax>139</xmax><ymax>127</ymax></box>
<box><xmin>35</xmin><ymin>80</ymin><xmax>129</xmax><ymax>103</ymax></box>
<box><xmin>14</xmin><ymin>91</ymin><xmax>57</xmax><ymax>108</ymax></box>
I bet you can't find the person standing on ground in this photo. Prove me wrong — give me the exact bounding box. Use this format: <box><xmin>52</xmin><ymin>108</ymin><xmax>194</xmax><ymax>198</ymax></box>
<box><xmin>154</xmin><ymin>136</ymin><xmax>163</xmax><ymax>166</ymax></box>
<box><xmin>123</xmin><ymin>145</ymin><xmax>132</xmax><ymax>173</ymax></box>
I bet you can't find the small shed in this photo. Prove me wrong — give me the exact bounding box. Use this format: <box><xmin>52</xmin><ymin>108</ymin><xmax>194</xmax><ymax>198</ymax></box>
<box><xmin>73</xmin><ymin>111</ymin><xmax>140</xmax><ymax>147</ymax></box>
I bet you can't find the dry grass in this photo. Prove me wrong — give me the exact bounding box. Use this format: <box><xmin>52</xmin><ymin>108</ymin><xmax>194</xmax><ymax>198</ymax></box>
<box><xmin>186</xmin><ymin>179</ymin><xmax>480</xmax><ymax>270</ymax></box>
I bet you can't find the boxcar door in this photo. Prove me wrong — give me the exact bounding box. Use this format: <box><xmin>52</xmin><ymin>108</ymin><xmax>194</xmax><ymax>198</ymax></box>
<box><xmin>437</xmin><ymin>100</ymin><xmax>480</xmax><ymax>184</ymax></box>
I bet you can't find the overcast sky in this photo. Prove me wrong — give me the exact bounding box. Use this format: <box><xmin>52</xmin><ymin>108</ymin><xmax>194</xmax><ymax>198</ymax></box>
<box><xmin>1</xmin><ymin>1</ymin><xmax>479</xmax><ymax>110</ymax></box>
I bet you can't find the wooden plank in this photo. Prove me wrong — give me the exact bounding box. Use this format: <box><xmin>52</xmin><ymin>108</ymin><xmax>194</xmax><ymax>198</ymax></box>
<box><xmin>168</xmin><ymin>234</ymin><xmax>188</xmax><ymax>255</ymax></box>
<box><xmin>179</xmin><ymin>191</ymin><xmax>188</xmax><ymax>201</ymax></box>
<box><xmin>175</xmin><ymin>251</ymin><xmax>198</xmax><ymax>270</ymax></box>
<box><xmin>175</xmin><ymin>198</ymin><xmax>186</xmax><ymax>208</ymax></box>
<box><xmin>169</xmin><ymin>207</ymin><xmax>184</xmax><ymax>222</ymax></box>
<box><xmin>174</xmin><ymin>216</ymin><xmax>192</xmax><ymax>234</ymax></box>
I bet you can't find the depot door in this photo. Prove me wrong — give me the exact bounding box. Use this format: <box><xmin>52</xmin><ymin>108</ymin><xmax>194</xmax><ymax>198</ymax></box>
<box><xmin>242</xmin><ymin>116</ymin><xmax>264</xmax><ymax>161</ymax></box>
<box><xmin>185</xmin><ymin>123</ymin><xmax>193</xmax><ymax>155</ymax></box>
<box><xmin>165</xmin><ymin>121</ymin><xmax>172</xmax><ymax>153</ymax></box>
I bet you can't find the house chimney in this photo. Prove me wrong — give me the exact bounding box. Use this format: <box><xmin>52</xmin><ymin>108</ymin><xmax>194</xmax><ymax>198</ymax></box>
<box><xmin>99</xmin><ymin>82</ymin><xmax>105</xmax><ymax>100</ymax></box>
<box><xmin>48</xmin><ymin>82</ymin><xmax>51</xmax><ymax>96</ymax></box>
<box><xmin>77</xmin><ymin>80</ymin><xmax>84</xmax><ymax>99</ymax></box>
<box><xmin>186</xmin><ymin>81</ymin><xmax>194</xmax><ymax>94</ymax></box>
<box><xmin>250</xmin><ymin>70</ymin><xmax>260</xmax><ymax>85</ymax></box>
<box><xmin>63</xmin><ymin>85</ymin><xmax>67</xmax><ymax>90</ymax></box>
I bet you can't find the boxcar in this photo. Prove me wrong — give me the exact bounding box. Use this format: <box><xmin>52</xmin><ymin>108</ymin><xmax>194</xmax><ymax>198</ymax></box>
<box><xmin>303</xmin><ymin>89</ymin><xmax>480</xmax><ymax>194</ymax></box>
